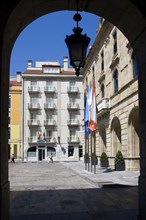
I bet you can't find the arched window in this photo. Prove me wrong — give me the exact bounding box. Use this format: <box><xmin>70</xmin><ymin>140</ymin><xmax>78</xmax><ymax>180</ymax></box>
<box><xmin>132</xmin><ymin>53</ymin><xmax>139</xmax><ymax>77</ymax></box>
<box><xmin>101</xmin><ymin>83</ymin><xmax>105</xmax><ymax>98</ymax></box>
<box><xmin>113</xmin><ymin>69</ymin><xmax>118</xmax><ymax>94</ymax></box>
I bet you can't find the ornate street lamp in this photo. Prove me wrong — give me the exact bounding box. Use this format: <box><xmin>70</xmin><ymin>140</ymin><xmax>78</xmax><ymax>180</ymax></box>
<box><xmin>65</xmin><ymin>1</ymin><xmax>90</xmax><ymax>76</ymax></box>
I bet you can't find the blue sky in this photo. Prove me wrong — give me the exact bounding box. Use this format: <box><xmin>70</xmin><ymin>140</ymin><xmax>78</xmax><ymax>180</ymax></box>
<box><xmin>10</xmin><ymin>11</ymin><xmax>99</xmax><ymax>76</ymax></box>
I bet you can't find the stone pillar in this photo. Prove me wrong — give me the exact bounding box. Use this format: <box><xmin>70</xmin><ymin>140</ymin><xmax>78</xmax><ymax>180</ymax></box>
<box><xmin>0</xmin><ymin>39</ymin><xmax>10</xmax><ymax>220</ymax></box>
<box><xmin>138</xmin><ymin>94</ymin><xmax>146</xmax><ymax>219</ymax></box>
<box><xmin>137</xmin><ymin>31</ymin><xmax>146</xmax><ymax>219</ymax></box>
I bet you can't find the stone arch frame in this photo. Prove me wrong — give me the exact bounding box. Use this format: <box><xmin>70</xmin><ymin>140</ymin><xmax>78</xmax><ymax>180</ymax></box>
<box><xmin>99</xmin><ymin>123</ymin><xmax>106</xmax><ymax>154</ymax></box>
<box><xmin>1</xmin><ymin>1</ymin><xmax>146</xmax><ymax>219</ymax></box>
<box><xmin>111</xmin><ymin>116</ymin><xmax>121</xmax><ymax>156</ymax></box>
<box><xmin>128</xmin><ymin>106</ymin><xmax>139</xmax><ymax>158</ymax></box>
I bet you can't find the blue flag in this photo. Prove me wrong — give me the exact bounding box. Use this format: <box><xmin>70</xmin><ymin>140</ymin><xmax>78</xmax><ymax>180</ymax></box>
<box><xmin>84</xmin><ymin>92</ymin><xmax>90</xmax><ymax>135</ymax></box>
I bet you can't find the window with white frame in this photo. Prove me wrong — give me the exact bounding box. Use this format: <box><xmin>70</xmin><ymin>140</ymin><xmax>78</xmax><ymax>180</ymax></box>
<box><xmin>46</xmin><ymin>81</ymin><xmax>53</xmax><ymax>89</ymax></box>
<box><xmin>30</xmin><ymin>96</ymin><xmax>37</xmax><ymax>104</ymax></box>
<box><xmin>70</xmin><ymin>130</ymin><xmax>76</xmax><ymax>141</ymax></box>
<box><xmin>69</xmin><ymin>97</ymin><xmax>76</xmax><ymax>104</ymax></box>
<box><xmin>31</xmin><ymin>130</ymin><xmax>37</xmax><ymax>140</ymax></box>
<box><xmin>69</xmin><ymin>81</ymin><xmax>75</xmax><ymax>89</ymax></box>
<box><xmin>31</xmin><ymin>81</ymin><xmax>37</xmax><ymax>90</ymax></box>
<box><xmin>70</xmin><ymin>113</ymin><xmax>76</xmax><ymax>124</ymax></box>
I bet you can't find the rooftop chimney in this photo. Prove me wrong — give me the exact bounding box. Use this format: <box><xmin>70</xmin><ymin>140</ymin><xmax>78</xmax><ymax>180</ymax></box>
<box><xmin>63</xmin><ymin>56</ymin><xmax>68</xmax><ymax>70</ymax></box>
<box><xmin>28</xmin><ymin>60</ymin><xmax>33</xmax><ymax>68</ymax></box>
<box><xmin>16</xmin><ymin>71</ymin><xmax>21</xmax><ymax>82</ymax></box>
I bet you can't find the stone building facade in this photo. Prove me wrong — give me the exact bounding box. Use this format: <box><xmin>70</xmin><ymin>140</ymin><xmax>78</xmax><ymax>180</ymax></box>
<box><xmin>9</xmin><ymin>72</ymin><xmax>22</xmax><ymax>159</ymax></box>
<box><xmin>82</xmin><ymin>20</ymin><xmax>139</xmax><ymax>171</ymax></box>
<box><xmin>21</xmin><ymin>57</ymin><xmax>84</xmax><ymax>162</ymax></box>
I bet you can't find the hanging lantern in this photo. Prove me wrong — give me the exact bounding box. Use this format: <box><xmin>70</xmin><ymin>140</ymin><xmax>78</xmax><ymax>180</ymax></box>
<box><xmin>65</xmin><ymin>2</ymin><xmax>90</xmax><ymax>76</ymax></box>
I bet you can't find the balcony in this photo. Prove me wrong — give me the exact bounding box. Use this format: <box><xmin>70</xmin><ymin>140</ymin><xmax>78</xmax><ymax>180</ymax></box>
<box><xmin>67</xmin><ymin>119</ymin><xmax>79</xmax><ymax>126</ymax></box>
<box><xmin>44</xmin><ymin>119</ymin><xmax>56</xmax><ymax>126</ymax></box>
<box><xmin>67</xmin><ymin>136</ymin><xmax>80</xmax><ymax>143</ymax></box>
<box><xmin>28</xmin><ymin>86</ymin><xmax>40</xmax><ymax>93</ymax></box>
<box><xmin>67</xmin><ymin>86</ymin><xmax>79</xmax><ymax>93</ymax></box>
<box><xmin>28</xmin><ymin>103</ymin><xmax>40</xmax><ymax>109</ymax></box>
<box><xmin>44</xmin><ymin>86</ymin><xmax>56</xmax><ymax>93</ymax></box>
<box><xmin>97</xmin><ymin>98</ymin><xmax>110</xmax><ymax>116</ymax></box>
<box><xmin>67</xmin><ymin>103</ymin><xmax>79</xmax><ymax>110</ymax></box>
<box><xmin>46</xmin><ymin>137</ymin><xmax>57</xmax><ymax>143</ymax></box>
<box><xmin>44</xmin><ymin>103</ymin><xmax>56</xmax><ymax>110</ymax></box>
<box><xmin>27</xmin><ymin>119</ymin><xmax>40</xmax><ymax>126</ymax></box>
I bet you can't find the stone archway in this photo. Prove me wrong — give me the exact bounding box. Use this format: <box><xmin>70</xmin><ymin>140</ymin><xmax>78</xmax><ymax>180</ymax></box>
<box><xmin>128</xmin><ymin>107</ymin><xmax>140</xmax><ymax>170</ymax></box>
<box><xmin>111</xmin><ymin>116</ymin><xmax>121</xmax><ymax>155</ymax></box>
<box><xmin>1</xmin><ymin>1</ymin><xmax>146</xmax><ymax>219</ymax></box>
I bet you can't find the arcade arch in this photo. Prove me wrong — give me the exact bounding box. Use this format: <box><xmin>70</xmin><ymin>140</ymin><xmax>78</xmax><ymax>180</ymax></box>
<box><xmin>111</xmin><ymin>116</ymin><xmax>121</xmax><ymax>155</ymax></box>
<box><xmin>1</xmin><ymin>1</ymin><xmax>146</xmax><ymax>219</ymax></box>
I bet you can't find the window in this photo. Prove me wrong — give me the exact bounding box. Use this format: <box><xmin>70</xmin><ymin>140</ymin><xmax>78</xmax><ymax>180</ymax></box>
<box><xmin>132</xmin><ymin>53</ymin><xmax>139</xmax><ymax>77</ymax></box>
<box><xmin>30</xmin><ymin>97</ymin><xmax>37</xmax><ymax>104</ymax></box>
<box><xmin>113</xmin><ymin>69</ymin><xmax>118</xmax><ymax>94</ymax></box>
<box><xmin>8</xmin><ymin>116</ymin><xmax>10</xmax><ymax>125</ymax></box>
<box><xmin>30</xmin><ymin>113</ymin><xmax>37</xmax><ymax>124</ymax></box>
<box><xmin>101</xmin><ymin>84</ymin><xmax>105</xmax><ymax>98</ymax></box>
<box><xmin>46</xmin><ymin>114</ymin><xmax>53</xmax><ymax>123</ymax></box>
<box><xmin>92</xmin><ymin>65</ymin><xmax>95</xmax><ymax>75</ymax></box>
<box><xmin>113</xmin><ymin>30</ymin><xmax>117</xmax><ymax>55</ymax></box>
<box><xmin>31</xmin><ymin>81</ymin><xmax>37</xmax><ymax>90</ymax></box>
<box><xmin>46</xmin><ymin>81</ymin><xmax>53</xmax><ymax>89</ymax></box>
<box><xmin>68</xmin><ymin>146</ymin><xmax>74</xmax><ymax>157</ymax></box>
<box><xmin>9</xmin><ymin>97</ymin><xmax>11</xmax><ymax>108</ymax></box>
<box><xmin>69</xmin><ymin>81</ymin><xmax>75</xmax><ymax>88</ymax></box>
<box><xmin>27</xmin><ymin>146</ymin><xmax>36</xmax><ymax>157</ymax></box>
<box><xmin>70</xmin><ymin>113</ymin><xmax>76</xmax><ymax>123</ymax></box>
<box><xmin>8</xmin><ymin>127</ymin><xmax>10</xmax><ymax>139</ymax></box>
<box><xmin>101</xmin><ymin>50</ymin><xmax>104</xmax><ymax>71</ymax></box>
<box><xmin>69</xmin><ymin>97</ymin><xmax>76</xmax><ymax>104</ymax></box>
<box><xmin>70</xmin><ymin>130</ymin><xmax>76</xmax><ymax>141</ymax></box>
<box><xmin>31</xmin><ymin>130</ymin><xmax>37</xmax><ymax>141</ymax></box>
<box><xmin>46</xmin><ymin>97</ymin><xmax>52</xmax><ymax>103</ymax></box>
<box><xmin>30</xmin><ymin>112</ymin><xmax>37</xmax><ymax>120</ymax></box>
<box><xmin>47</xmin><ymin>130</ymin><xmax>52</xmax><ymax>137</ymax></box>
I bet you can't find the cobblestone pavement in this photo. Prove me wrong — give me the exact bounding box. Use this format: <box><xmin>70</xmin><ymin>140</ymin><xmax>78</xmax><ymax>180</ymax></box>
<box><xmin>9</xmin><ymin>161</ymin><xmax>139</xmax><ymax>220</ymax></box>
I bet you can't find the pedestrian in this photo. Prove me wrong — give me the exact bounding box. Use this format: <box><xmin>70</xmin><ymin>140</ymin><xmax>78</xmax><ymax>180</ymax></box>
<box><xmin>50</xmin><ymin>153</ymin><xmax>53</xmax><ymax>163</ymax></box>
<box><xmin>10</xmin><ymin>154</ymin><xmax>15</xmax><ymax>164</ymax></box>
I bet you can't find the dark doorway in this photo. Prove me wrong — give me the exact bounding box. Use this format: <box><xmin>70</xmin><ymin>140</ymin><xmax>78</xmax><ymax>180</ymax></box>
<box><xmin>79</xmin><ymin>145</ymin><xmax>83</xmax><ymax>158</ymax></box>
<box><xmin>38</xmin><ymin>148</ymin><xmax>45</xmax><ymax>161</ymax></box>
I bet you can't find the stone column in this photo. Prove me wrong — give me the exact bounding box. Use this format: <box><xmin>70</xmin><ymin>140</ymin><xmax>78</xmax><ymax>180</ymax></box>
<box><xmin>0</xmin><ymin>37</ymin><xmax>10</xmax><ymax>220</ymax></box>
<box><xmin>136</xmin><ymin>30</ymin><xmax>146</xmax><ymax>219</ymax></box>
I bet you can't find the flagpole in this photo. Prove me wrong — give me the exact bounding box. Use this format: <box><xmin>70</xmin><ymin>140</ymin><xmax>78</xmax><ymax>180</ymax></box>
<box><xmin>90</xmin><ymin>133</ymin><xmax>92</xmax><ymax>173</ymax></box>
<box><xmin>88</xmin><ymin>134</ymin><xmax>90</xmax><ymax>171</ymax></box>
<box><xmin>85</xmin><ymin>135</ymin><xmax>87</xmax><ymax>170</ymax></box>
<box><xmin>94</xmin><ymin>132</ymin><xmax>96</xmax><ymax>174</ymax></box>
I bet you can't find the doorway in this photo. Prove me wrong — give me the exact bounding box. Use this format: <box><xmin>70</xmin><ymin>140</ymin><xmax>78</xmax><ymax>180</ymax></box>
<box><xmin>38</xmin><ymin>148</ymin><xmax>45</xmax><ymax>161</ymax></box>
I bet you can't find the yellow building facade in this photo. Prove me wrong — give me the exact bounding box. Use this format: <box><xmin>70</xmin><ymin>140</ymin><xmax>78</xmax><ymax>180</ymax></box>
<box><xmin>9</xmin><ymin>73</ymin><xmax>22</xmax><ymax>159</ymax></box>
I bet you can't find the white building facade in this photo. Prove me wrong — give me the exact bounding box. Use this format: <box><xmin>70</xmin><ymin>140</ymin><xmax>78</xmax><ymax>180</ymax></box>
<box><xmin>21</xmin><ymin>57</ymin><xmax>84</xmax><ymax>162</ymax></box>
<box><xmin>82</xmin><ymin>20</ymin><xmax>139</xmax><ymax>171</ymax></box>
